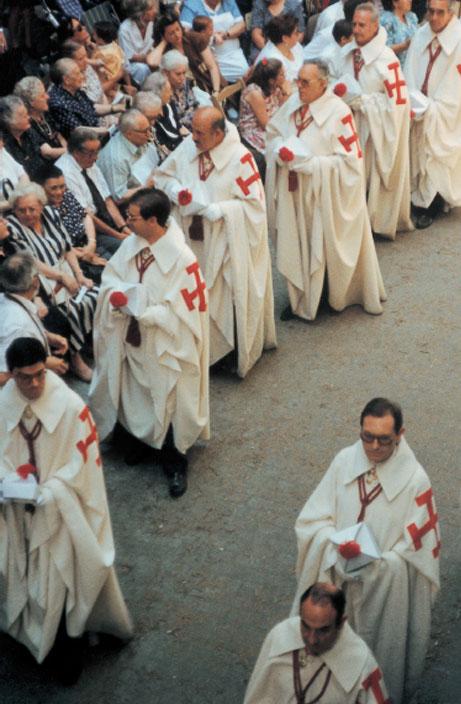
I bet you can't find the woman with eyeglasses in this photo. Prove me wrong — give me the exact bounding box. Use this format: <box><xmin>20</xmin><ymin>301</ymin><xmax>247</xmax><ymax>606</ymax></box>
<box><xmin>7</xmin><ymin>182</ymin><xmax>98</xmax><ymax>381</ymax></box>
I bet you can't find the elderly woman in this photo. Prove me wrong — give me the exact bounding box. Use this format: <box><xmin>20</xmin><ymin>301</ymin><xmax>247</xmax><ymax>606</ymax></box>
<box><xmin>153</xmin><ymin>11</ymin><xmax>222</xmax><ymax>95</ymax></box>
<box><xmin>132</xmin><ymin>91</ymin><xmax>170</xmax><ymax>163</ymax></box>
<box><xmin>0</xmin><ymin>128</ymin><xmax>29</xmax><ymax>213</ymax></box>
<box><xmin>0</xmin><ymin>95</ymin><xmax>48</xmax><ymax>178</ymax></box>
<box><xmin>47</xmin><ymin>58</ymin><xmax>105</xmax><ymax>139</ymax></box>
<box><xmin>13</xmin><ymin>77</ymin><xmax>67</xmax><ymax>162</ymax></box>
<box><xmin>250</xmin><ymin>0</ymin><xmax>305</xmax><ymax>61</ymax></box>
<box><xmin>142</xmin><ymin>71</ymin><xmax>184</xmax><ymax>153</ymax></box>
<box><xmin>34</xmin><ymin>163</ymin><xmax>106</xmax><ymax>284</ymax></box>
<box><xmin>239</xmin><ymin>58</ymin><xmax>288</xmax><ymax>155</ymax></box>
<box><xmin>380</xmin><ymin>0</ymin><xmax>418</xmax><ymax>67</ymax></box>
<box><xmin>255</xmin><ymin>14</ymin><xmax>304</xmax><ymax>84</ymax></box>
<box><xmin>7</xmin><ymin>182</ymin><xmax>97</xmax><ymax>381</ymax></box>
<box><xmin>160</xmin><ymin>50</ymin><xmax>199</xmax><ymax>130</ymax></box>
<box><xmin>118</xmin><ymin>0</ymin><xmax>157</xmax><ymax>85</ymax></box>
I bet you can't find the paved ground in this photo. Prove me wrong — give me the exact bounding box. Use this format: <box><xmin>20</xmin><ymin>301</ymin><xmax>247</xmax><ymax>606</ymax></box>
<box><xmin>1</xmin><ymin>208</ymin><xmax>460</xmax><ymax>703</ymax></box>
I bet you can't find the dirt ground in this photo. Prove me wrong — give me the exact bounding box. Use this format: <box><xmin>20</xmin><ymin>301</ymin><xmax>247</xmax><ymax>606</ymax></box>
<box><xmin>1</xmin><ymin>208</ymin><xmax>460</xmax><ymax>704</ymax></box>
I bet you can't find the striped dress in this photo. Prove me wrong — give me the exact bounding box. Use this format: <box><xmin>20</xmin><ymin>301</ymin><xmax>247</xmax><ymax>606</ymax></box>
<box><xmin>7</xmin><ymin>206</ymin><xmax>98</xmax><ymax>352</ymax></box>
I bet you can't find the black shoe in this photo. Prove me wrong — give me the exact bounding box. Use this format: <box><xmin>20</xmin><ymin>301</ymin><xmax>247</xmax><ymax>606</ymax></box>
<box><xmin>280</xmin><ymin>305</ymin><xmax>295</xmax><ymax>321</ymax></box>
<box><xmin>415</xmin><ymin>213</ymin><xmax>433</xmax><ymax>229</ymax></box>
<box><xmin>124</xmin><ymin>438</ymin><xmax>151</xmax><ymax>465</ymax></box>
<box><xmin>167</xmin><ymin>469</ymin><xmax>187</xmax><ymax>498</ymax></box>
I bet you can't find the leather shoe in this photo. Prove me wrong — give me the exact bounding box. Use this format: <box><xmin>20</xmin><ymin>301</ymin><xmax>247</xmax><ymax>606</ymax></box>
<box><xmin>168</xmin><ymin>470</ymin><xmax>187</xmax><ymax>498</ymax></box>
<box><xmin>280</xmin><ymin>305</ymin><xmax>295</xmax><ymax>321</ymax></box>
<box><xmin>415</xmin><ymin>213</ymin><xmax>433</xmax><ymax>229</ymax></box>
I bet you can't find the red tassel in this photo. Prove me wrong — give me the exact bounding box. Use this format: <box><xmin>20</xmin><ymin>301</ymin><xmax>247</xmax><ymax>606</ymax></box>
<box><xmin>288</xmin><ymin>170</ymin><xmax>298</xmax><ymax>192</ymax></box>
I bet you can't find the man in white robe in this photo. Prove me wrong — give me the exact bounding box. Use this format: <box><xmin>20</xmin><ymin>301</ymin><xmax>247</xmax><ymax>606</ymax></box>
<box><xmin>0</xmin><ymin>338</ymin><xmax>132</xmax><ymax>679</ymax></box>
<box><xmin>89</xmin><ymin>187</ymin><xmax>209</xmax><ymax>498</ymax></box>
<box><xmin>404</xmin><ymin>0</ymin><xmax>461</xmax><ymax>228</ymax></box>
<box><xmin>335</xmin><ymin>3</ymin><xmax>413</xmax><ymax>238</ymax></box>
<box><xmin>155</xmin><ymin>107</ymin><xmax>276</xmax><ymax>378</ymax></box>
<box><xmin>244</xmin><ymin>582</ymin><xmax>389</xmax><ymax>704</ymax></box>
<box><xmin>293</xmin><ymin>398</ymin><xmax>440</xmax><ymax>704</ymax></box>
<box><xmin>265</xmin><ymin>59</ymin><xmax>386</xmax><ymax>322</ymax></box>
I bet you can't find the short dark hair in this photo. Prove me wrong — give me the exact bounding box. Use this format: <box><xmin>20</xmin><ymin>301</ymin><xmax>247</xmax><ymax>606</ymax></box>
<box><xmin>332</xmin><ymin>19</ymin><xmax>353</xmax><ymax>42</ymax></box>
<box><xmin>264</xmin><ymin>13</ymin><xmax>298</xmax><ymax>45</ymax></box>
<box><xmin>211</xmin><ymin>114</ymin><xmax>225</xmax><ymax>133</ymax></box>
<box><xmin>33</xmin><ymin>164</ymin><xmax>64</xmax><ymax>185</ymax></box>
<box><xmin>129</xmin><ymin>187</ymin><xmax>171</xmax><ymax>227</ymax></box>
<box><xmin>154</xmin><ymin>11</ymin><xmax>182</xmax><ymax>46</ymax></box>
<box><xmin>60</xmin><ymin>38</ymin><xmax>83</xmax><ymax>59</ymax></box>
<box><xmin>94</xmin><ymin>20</ymin><xmax>119</xmax><ymax>43</ymax></box>
<box><xmin>67</xmin><ymin>127</ymin><xmax>100</xmax><ymax>153</ymax></box>
<box><xmin>300</xmin><ymin>583</ymin><xmax>346</xmax><ymax>627</ymax></box>
<box><xmin>251</xmin><ymin>58</ymin><xmax>283</xmax><ymax>96</ymax></box>
<box><xmin>6</xmin><ymin>337</ymin><xmax>47</xmax><ymax>372</ymax></box>
<box><xmin>360</xmin><ymin>397</ymin><xmax>403</xmax><ymax>433</ymax></box>
<box><xmin>344</xmin><ymin>0</ymin><xmax>367</xmax><ymax>22</ymax></box>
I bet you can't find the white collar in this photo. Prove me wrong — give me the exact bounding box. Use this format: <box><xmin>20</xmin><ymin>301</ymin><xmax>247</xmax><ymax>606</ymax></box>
<box><xmin>420</xmin><ymin>14</ymin><xmax>461</xmax><ymax>55</ymax></box>
<box><xmin>344</xmin><ymin>26</ymin><xmax>388</xmax><ymax>64</ymax></box>
<box><xmin>2</xmin><ymin>371</ymin><xmax>70</xmax><ymax>434</ymax></box>
<box><xmin>191</xmin><ymin>122</ymin><xmax>241</xmax><ymax>171</ymax></box>
<box><xmin>123</xmin><ymin>218</ymin><xmax>186</xmax><ymax>276</ymax></box>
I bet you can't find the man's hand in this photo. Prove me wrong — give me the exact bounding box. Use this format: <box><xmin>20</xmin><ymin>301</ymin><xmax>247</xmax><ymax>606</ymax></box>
<box><xmin>76</xmin><ymin>273</ymin><xmax>94</xmax><ymax>290</ymax></box>
<box><xmin>201</xmin><ymin>204</ymin><xmax>223</xmax><ymax>222</ymax></box>
<box><xmin>47</xmin><ymin>332</ymin><xmax>68</xmax><ymax>356</ymax></box>
<box><xmin>33</xmin><ymin>296</ymin><xmax>48</xmax><ymax>319</ymax></box>
<box><xmin>60</xmin><ymin>272</ymin><xmax>80</xmax><ymax>296</ymax></box>
<box><xmin>46</xmin><ymin>355</ymin><xmax>69</xmax><ymax>375</ymax></box>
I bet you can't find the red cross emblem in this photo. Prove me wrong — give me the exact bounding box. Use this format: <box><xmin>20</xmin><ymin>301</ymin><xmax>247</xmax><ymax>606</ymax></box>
<box><xmin>235</xmin><ymin>152</ymin><xmax>263</xmax><ymax>199</ymax></box>
<box><xmin>362</xmin><ymin>668</ymin><xmax>390</xmax><ymax>704</ymax></box>
<box><xmin>76</xmin><ymin>405</ymin><xmax>101</xmax><ymax>466</ymax></box>
<box><xmin>407</xmin><ymin>487</ymin><xmax>441</xmax><ymax>558</ymax></box>
<box><xmin>384</xmin><ymin>61</ymin><xmax>407</xmax><ymax>105</ymax></box>
<box><xmin>338</xmin><ymin>113</ymin><xmax>362</xmax><ymax>158</ymax></box>
<box><xmin>181</xmin><ymin>261</ymin><xmax>207</xmax><ymax>312</ymax></box>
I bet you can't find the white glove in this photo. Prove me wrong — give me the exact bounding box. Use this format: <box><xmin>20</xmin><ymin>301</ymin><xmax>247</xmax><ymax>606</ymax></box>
<box><xmin>200</xmin><ymin>204</ymin><xmax>223</xmax><ymax>222</ymax></box>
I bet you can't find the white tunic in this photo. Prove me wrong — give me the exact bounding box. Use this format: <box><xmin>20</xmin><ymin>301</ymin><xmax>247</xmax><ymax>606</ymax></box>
<box><xmin>89</xmin><ymin>219</ymin><xmax>210</xmax><ymax>454</ymax></box>
<box><xmin>338</xmin><ymin>27</ymin><xmax>414</xmax><ymax>238</ymax></box>
<box><xmin>244</xmin><ymin>618</ymin><xmax>389</xmax><ymax>704</ymax></box>
<box><xmin>0</xmin><ymin>372</ymin><xmax>133</xmax><ymax>663</ymax></box>
<box><xmin>404</xmin><ymin>16</ymin><xmax>461</xmax><ymax>208</ymax></box>
<box><xmin>155</xmin><ymin>124</ymin><xmax>277</xmax><ymax>378</ymax></box>
<box><xmin>265</xmin><ymin>88</ymin><xmax>386</xmax><ymax>321</ymax></box>
<box><xmin>293</xmin><ymin>437</ymin><xmax>440</xmax><ymax>704</ymax></box>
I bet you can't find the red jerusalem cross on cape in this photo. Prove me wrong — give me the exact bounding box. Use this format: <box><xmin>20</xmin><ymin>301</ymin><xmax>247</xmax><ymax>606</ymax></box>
<box><xmin>384</xmin><ymin>61</ymin><xmax>407</xmax><ymax>104</ymax></box>
<box><xmin>362</xmin><ymin>668</ymin><xmax>390</xmax><ymax>704</ymax></box>
<box><xmin>338</xmin><ymin>114</ymin><xmax>362</xmax><ymax>158</ymax></box>
<box><xmin>77</xmin><ymin>405</ymin><xmax>101</xmax><ymax>466</ymax></box>
<box><xmin>236</xmin><ymin>152</ymin><xmax>263</xmax><ymax>199</ymax></box>
<box><xmin>407</xmin><ymin>488</ymin><xmax>440</xmax><ymax>558</ymax></box>
<box><xmin>181</xmin><ymin>261</ymin><xmax>207</xmax><ymax>312</ymax></box>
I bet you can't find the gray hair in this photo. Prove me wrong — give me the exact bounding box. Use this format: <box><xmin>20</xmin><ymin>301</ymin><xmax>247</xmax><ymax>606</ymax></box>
<box><xmin>0</xmin><ymin>252</ymin><xmax>38</xmax><ymax>294</ymax></box>
<box><xmin>133</xmin><ymin>91</ymin><xmax>162</xmax><ymax>112</ymax></box>
<box><xmin>13</xmin><ymin>77</ymin><xmax>45</xmax><ymax>109</ymax></box>
<box><xmin>122</xmin><ymin>0</ymin><xmax>155</xmax><ymax>22</ymax></box>
<box><xmin>119</xmin><ymin>108</ymin><xmax>146</xmax><ymax>133</ymax></box>
<box><xmin>67</xmin><ymin>127</ymin><xmax>100</xmax><ymax>153</ymax></box>
<box><xmin>302</xmin><ymin>58</ymin><xmax>330</xmax><ymax>81</ymax></box>
<box><xmin>354</xmin><ymin>2</ymin><xmax>379</xmax><ymax>22</ymax></box>
<box><xmin>142</xmin><ymin>71</ymin><xmax>167</xmax><ymax>95</ymax></box>
<box><xmin>49</xmin><ymin>58</ymin><xmax>78</xmax><ymax>86</ymax></box>
<box><xmin>9</xmin><ymin>182</ymin><xmax>47</xmax><ymax>211</ymax></box>
<box><xmin>0</xmin><ymin>95</ymin><xmax>26</xmax><ymax>130</ymax></box>
<box><xmin>160</xmin><ymin>50</ymin><xmax>188</xmax><ymax>72</ymax></box>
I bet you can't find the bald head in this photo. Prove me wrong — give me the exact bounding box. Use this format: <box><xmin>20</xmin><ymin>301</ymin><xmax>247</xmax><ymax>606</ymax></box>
<box><xmin>191</xmin><ymin>107</ymin><xmax>226</xmax><ymax>153</ymax></box>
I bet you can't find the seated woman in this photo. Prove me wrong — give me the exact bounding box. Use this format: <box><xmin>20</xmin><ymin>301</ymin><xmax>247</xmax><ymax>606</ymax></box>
<box><xmin>153</xmin><ymin>12</ymin><xmax>223</xmax><ymax>95</ymax></box>
<box><xmin>0</xmin><ymin>96</ymin><xmax>48</xmax><ymax>179</ymax></box>
<box><xmin>47</xmin><ymin>59</ymin><xmax>105</xmax><ymax>139</ymax></box>
<box><xmin>34</xmin><ymin>164</ymin><xmax>106</xmax><ymax>284</ymax></box>
<box><xmin>160</xmin><ymin>51</ymin><xmax>199</xmax><ymax>130</ymax></box>
<box><xmin>379</xmin><ymin>0</ymin><xmax>418</xmax><ymax>67</ymax></box>
<box><xmin>118</xmin><ymin>0</ymin><xmax>158</xmax><ymax>86</ymax></box>
<box><xmin>142</xmin><ymin>72</ymin><xmax>184</xmax><ymax>154</ymax></box>
<box><xmin>0</xmin><ymin>128</ymin><xmax>29</xmax><ymax>213</ymax></box>
<box><xmin>60</xmin><ymin>40</ymin><xmax>126</xmax><ymax>126</ymax></box>
<box><xmin>250</xmin><ymin>0</ymin><xmax>305</xmax><ymax>62</ymax></box>
<box><xmin>13</xmin><ymin>77</ymin><xmax>67</xmax><ymax>162</ymax></box>
<box><xmin>239</xmin><ymin>58</ymin><xmax>288</xmax><ymax>154</ymax></box>
<box><xmin>7</xmin><ymin>182</ymin><xmax>97</xmax><ymax>381</ymax></box>
<box><xmin>255</xmin><ymin>14</ymin><xmax>304</xmax><ymax>85</ymax></box>
<box><xmin>93</xmin><ymin>20</ymin><xmax>137</xmax><ymax>100</ymax></box>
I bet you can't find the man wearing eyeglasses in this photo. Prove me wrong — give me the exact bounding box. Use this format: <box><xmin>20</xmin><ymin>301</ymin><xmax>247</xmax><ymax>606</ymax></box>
<box><xmin>292</xmin><ymin>397</ymin><xmax>440</xmax><ymax>704</ymax></box>
<box><xmin>0</xmin><ymin>337</ymin><xmax>132</xmax><ymax>682</ymax></box>
<box><xmin>98</xmin><ymin>109</ymin><xmax>155</xmax><ymax>206</ymax></box>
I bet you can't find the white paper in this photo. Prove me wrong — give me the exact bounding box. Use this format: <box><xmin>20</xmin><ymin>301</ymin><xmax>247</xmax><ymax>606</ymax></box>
<box><xmin>284</xmin><ymin>135</ymin><xmax>313</xmax><ymax>161</ymax></box>
<box><xmin>2</xmin><ymin>473</ymin><xmax>40</xmax><ymax>503</ymax></box>
<box><xmin>333</xmin><ymin>74</ymin><xmax>363</xmax><ymax>104</ymax></box>
<box><xmin>132</xmin><ymin>145</ymin><xmax>158</xmax><ymax>185</ymax></box>
<box><xmin>330</xmin><ymin>521</ymin><xmax>381</xmax><ymax>572</ymax></box>
<box><xmin>179</xmin><ymin>180</ymin><xmax>210</xmax><ymax>216</ymax></box>
<box><xmin>74</xmin><ymin>284</ymin><xmax>88</xmax><ymax>305</ymax></box>
<box><xmin>409</xmin><ymin>89</ymin><xmax>429</xmax><ymax>116</ymax></box>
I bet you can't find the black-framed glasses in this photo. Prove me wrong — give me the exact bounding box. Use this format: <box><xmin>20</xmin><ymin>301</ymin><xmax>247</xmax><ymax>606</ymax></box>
<box><xmin>360</xmin><ymin>432</ymin><xmax>395</xmax><ymax>446</ymax></box>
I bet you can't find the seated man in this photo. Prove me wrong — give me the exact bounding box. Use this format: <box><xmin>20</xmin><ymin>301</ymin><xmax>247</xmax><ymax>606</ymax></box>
<box><xmin>98</xmin><ymin>109</ymin><xmax>154</xmax><ymax>206</ymax></box>
<box><xmin>244</xmin><ymin>582</ymin><xmax>389</xmax><ymax>704</ymax></box>
<box><xmin>180</xmin><ymin>0</ymin><xmax>248</xmax><ymax>82</ymax></box>
<box><xmin>265</xmin><ymin>59</ymin><xmax>386</xmax><ymax>322</ymax></box>
<box><xmin>56</xmin><ymin>127</ymin><xmax>131</xmax><ymax>257</ymax></box>
<box><xmin>155</xmin><ymin>106</ymin><xmax>277</xmax><ymax>378</ymax></box>
<box><xmin>0</xmin><ymin>252</ymin><xmax>68</xmax><ymax>385</ymax></box>
<box><xmin>89</xmin><ymin>187</ymin><xmax>210</xmax><ymax>498</ymax></box>
<box><xmin>0</xmin><ymin>338</ymin><xmax>133</xmax><ymax>681</ymax></box>
<box><xmin>293</xmin><ymin>398</ymin><xmax>440</xmax><ymax>704</ymax></box>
